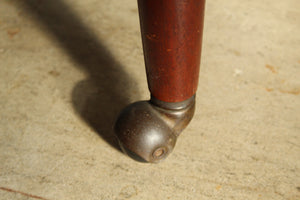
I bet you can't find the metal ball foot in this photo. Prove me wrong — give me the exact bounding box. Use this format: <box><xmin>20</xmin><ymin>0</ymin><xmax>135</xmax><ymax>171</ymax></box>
<box><xmin>114</xmin><ymin>96</ymin><xmax>195</xmax><ymax>163</ymax></box>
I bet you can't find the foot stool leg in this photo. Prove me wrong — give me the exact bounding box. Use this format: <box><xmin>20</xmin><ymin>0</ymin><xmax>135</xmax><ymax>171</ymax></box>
<box><xmin>115</xmin><ymin>0</ymin><xmax>205</xmax><ymax>163</ymax></box>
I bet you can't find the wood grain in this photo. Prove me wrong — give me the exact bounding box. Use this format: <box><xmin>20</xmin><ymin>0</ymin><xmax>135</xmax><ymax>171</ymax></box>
<box><xmin>138</xmin><ymin>0</ymin><xmax>205</xmax><ymax>102</ymax></box>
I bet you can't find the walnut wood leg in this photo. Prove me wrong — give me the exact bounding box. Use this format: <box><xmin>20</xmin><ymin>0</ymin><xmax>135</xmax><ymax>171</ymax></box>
<box><xmin>115</xmin><ymin>0</ymin><xmax>205</xmax><ymax>163</ymax></box>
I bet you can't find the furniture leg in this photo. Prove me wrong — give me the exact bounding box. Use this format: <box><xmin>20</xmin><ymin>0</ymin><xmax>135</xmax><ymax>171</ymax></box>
<box><xmin>115</xmin><ymin>0</ymin><xmax>205</xmax><ymax>163</ymax></box>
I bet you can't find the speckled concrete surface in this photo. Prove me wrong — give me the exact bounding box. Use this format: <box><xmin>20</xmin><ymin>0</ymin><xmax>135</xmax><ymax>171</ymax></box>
<box><xmin>0</xmin><ymin>0</ymin><xmax>300</xmax><ymax>199</ymax></box>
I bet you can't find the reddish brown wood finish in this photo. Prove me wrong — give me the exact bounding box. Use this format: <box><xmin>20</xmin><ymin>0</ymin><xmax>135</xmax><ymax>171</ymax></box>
<box><xmin>138</xmin><ymin>0</ymin><xmax>205</xmax><ymax>102</ymax></box>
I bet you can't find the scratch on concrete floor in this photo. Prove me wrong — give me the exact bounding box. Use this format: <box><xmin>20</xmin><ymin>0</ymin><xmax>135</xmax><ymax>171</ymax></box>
<box><xmin>0</xmin><ymin>187</ymin><xmax>50</xmax><ymax>200</ymax></box>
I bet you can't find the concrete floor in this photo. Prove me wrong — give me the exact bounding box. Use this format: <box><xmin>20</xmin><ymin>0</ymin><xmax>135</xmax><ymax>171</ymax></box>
<box><xmin>1</xmin><ymin>0</ymin><xmax>300</xmax><ymax>199</ymax></box>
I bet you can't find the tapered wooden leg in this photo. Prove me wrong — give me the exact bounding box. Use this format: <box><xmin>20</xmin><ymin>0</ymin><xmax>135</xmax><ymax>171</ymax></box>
<box><xmin>115</xmin><ymin>0</ymin><xmax>205</xmax><ymax>163</ymax></box>
<box><xmin>139</xmin><ymin>0</ymin><xmax>205</xmax><ymax>102</ymax></box>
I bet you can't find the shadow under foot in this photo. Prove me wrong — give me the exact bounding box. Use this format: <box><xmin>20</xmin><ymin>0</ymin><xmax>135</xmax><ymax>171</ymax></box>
<box><xmin>16</xmin><ymin>0</ymin><xmax>139</xmax><ymax>152</ymax></box>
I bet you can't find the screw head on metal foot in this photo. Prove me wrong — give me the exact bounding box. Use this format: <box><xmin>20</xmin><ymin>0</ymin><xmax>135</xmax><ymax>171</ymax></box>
<box><xmin>114</xmin><ymin>96</ymin><xmax>195</xmax><ymax>163</ymax></box>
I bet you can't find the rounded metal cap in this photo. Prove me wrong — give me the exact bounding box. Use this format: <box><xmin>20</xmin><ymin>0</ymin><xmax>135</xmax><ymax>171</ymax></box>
<box><xmin>115</xmin><ymin>101</ymin><xmax>176</xmax><ymax>163</ymax></box>
<box><xmin>114</xmin><ymin>96</ymin><xmax>195</xmax><ymax>163</ymax></box>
